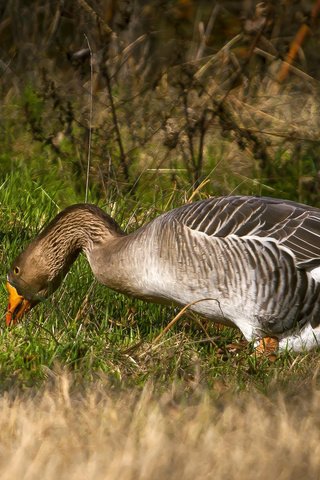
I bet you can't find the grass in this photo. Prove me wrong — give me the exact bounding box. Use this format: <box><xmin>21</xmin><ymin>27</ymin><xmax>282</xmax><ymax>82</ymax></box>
<box><xmin>0</xmin><ymin>374</ymin><xmax>320</xmax><ymax>480</ymax></box>
<box><xmin>2</xmin><ymin>171</ymin><xmax>320</xmax><ymax>479</ymax></box>
<box><xmin>2</xmin><ymin>3</ymin><xmax>320</xmax><ymax>474</ymax></box>
<box><xmin>0</xmin><ymin>171</ymin><xmax>319</xmax><ymax>392</ymax></box>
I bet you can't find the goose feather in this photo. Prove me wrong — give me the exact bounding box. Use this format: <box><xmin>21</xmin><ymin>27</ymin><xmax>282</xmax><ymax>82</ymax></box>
<box><xmin>6</xmin><ymin>196</ymin><xmax>320</xmax><ymax>353</ymax></box>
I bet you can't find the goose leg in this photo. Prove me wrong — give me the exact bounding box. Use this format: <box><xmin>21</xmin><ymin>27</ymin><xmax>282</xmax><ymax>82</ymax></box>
<box><xmin>254</xmin><ymin>337</ymin><xmax>279</xmax><ymax>360</ymax></box>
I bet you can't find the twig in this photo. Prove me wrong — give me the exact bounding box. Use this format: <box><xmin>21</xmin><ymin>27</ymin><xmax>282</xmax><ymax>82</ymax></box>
<box><xmin>84</xmin><ymin>34</ymin><xmax>93</xmax><ymax>204</ymax></box>
<box><xmin>182</xmin><ymin>89</ymin><xmax>197</xmax><ymax>184</ymax></box>
<box><xmin>188</xmin><ymin>313</ymin><xmax>220</xmax><ymax>349</ymax></box>
<box><xmin>254</xmin><ymin>47</ymin><xmax>316</xmax><ymax>84</ymax></box>
<box><xmin>76</xmin><ymin>0</ymin><xmax>114</xmax><ymax>38</ymax></box>
<box><xmin>277</xmin><ymin>0</ymin><xmax>320</xmax><ymax>83</ymax></box>
<box><xmin>74</xmin><ymin>282</ymin><xmax>95</xmax><ymax>323</ymax></box>
<box><xmin>196</xmin><ymin>4</ymin><xmax>219</xmax><ymax>60</ymax></box>
<box><xmin>187</xmin><ymin>178</ymin><xmax>210</xmax><ymax>202</ymax></box>
<box><xmin>196</xmin><ymin>110</ymin><xmax>207</xmax><ymax>185</ymax></box>
<box><xmin>195</xmin><ymin>34</ymin><xmax>243</xmax><ymax>80</ymax></box>
<box><xmin>27</xmin><ymin>320</ymin><xmax>61</xmax><ymax>347</ymax></box>
<box><xmin>102</xmin><ymin>63</ymin><xmax>130</xmax><ymax>183</ymax></box>
<box><xmin>152</xmin><ymin>298</ymin><xmax>224</xmax><ymax>345</ymax></box>
<box><xmin>45</xmin><ymin>1</ymin><xmax>61</xmax><ymax>46</ymax></box>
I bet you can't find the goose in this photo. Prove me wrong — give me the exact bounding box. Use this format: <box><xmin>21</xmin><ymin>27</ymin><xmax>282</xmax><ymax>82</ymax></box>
<box><xmin>5</xmin><ymin>195</ymin><xmax>320</xmax><ymax>354</ymax></box>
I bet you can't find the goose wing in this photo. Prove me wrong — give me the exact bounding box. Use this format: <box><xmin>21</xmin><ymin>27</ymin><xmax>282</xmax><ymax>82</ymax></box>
<box><xmin>169</xmin><ymin>196</ymin><xmax>320</xmax><ymax>264</ymax></box>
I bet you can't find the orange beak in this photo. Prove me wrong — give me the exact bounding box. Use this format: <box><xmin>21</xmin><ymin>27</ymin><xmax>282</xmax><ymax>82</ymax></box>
<box><xmin>6</xmin><ymin>282</ymin><xmax>32</xmax><ymax>326</ymax></box>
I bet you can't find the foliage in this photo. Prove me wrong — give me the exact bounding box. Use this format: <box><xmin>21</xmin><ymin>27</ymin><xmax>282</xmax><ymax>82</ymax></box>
<box><xmin>1</xmin><ymin>0</ymin><xmax>320</xmax><ymax>200</ymax></box>
<box><xmin>2</xmin><ymin>3</ymin><xmax>320</xmax><ymax>476</ymax></box>
<box><xmin>0</xmin><ymin>172</ymin><xmax>319</xmax><ymax>393</ymax></box>
<box><xmin>0</xmin><ymin>0</ymin><xmax>320</xmax><ymax>413</ymax></box>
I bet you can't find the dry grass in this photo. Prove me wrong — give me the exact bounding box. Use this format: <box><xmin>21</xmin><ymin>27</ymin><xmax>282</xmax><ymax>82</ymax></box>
<box><xmin>0</xmin><ymin>374</ymin><xmax>318</xmax><ymax>480</ymax></box>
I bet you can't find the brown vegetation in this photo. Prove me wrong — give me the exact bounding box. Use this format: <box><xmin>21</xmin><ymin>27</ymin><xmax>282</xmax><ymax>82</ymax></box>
<box><xmin>1</xmin><ymin>3</ymin><xmax>320</xmax><ymax>476</ymax></box>
<box><xmin>0</xmin><ymin>374</ymin><xmax>319</xmax><ymax>480</ymax></box>
<box><xmin>1</xmin><ymin>1</ymin><xmax>320</xmax><ymax>200</ymax></box>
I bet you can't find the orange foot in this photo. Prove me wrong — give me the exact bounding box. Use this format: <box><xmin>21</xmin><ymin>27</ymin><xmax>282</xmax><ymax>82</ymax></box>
<box><xmin>254</xmin><ymin>337</ymin><xmax>279</xmax><ymax>362</ymax></box>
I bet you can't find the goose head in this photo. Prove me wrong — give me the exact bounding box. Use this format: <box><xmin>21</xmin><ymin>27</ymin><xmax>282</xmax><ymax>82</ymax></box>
<box><xmin>6</xmin><ymin>235</ymin><xmax>80</xmax><ymax>325</ymax></box>
<box><xmin>6</xmin><ymin>204</ymin><xmax>123</xmax><ymax>326</ymax></box>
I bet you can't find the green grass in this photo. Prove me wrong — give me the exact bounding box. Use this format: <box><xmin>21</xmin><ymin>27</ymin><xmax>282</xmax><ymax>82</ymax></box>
<box><xmin>1</xmin><ymin>7</ymin><xmax>320</xmax><ymax>475</ymax></box>
<box><xmin>1</xmin><ymin>171</ymin><xmax>320</xmax><ymax>394</ymax></box>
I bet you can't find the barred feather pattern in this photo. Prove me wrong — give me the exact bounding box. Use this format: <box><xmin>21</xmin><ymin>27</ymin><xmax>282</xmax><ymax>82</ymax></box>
<box><xmin>148</xmin><ymin>196</ymin><xmax>320</xmax><ymax>347</ymax></box>
<box><xmin>32</xmin><ymin>205</ymin><xmax>124</xmax><ymax>280</ymax></box>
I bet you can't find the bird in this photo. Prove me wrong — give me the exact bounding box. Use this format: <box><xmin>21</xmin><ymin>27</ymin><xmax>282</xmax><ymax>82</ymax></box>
<box><xmin>6</xmin><ymin>195</ymin><xmax>320</xmax><ymax>355</ymax></box>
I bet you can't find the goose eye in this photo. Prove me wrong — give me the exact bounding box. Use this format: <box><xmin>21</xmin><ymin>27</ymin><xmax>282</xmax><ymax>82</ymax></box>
<box><xmin>14</xmin><ymin>266</ymin><xmax>20</xmax><ymax>275</ymax></box>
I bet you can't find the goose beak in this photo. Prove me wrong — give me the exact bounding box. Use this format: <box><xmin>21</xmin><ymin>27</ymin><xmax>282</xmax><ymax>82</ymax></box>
<box><xmin>5</xmin><ymin>282</ymin><xmax>32</xmax><ymax>326</ymax></box>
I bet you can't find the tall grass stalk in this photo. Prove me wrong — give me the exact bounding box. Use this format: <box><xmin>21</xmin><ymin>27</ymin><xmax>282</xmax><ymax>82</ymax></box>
<box><xmin>0</xmin><ymin>374</ymin><xmax>319</xmax><ymax>480</ymax></box>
